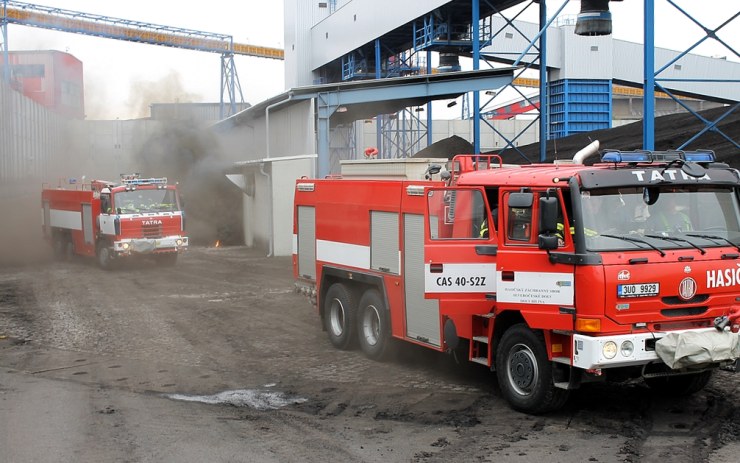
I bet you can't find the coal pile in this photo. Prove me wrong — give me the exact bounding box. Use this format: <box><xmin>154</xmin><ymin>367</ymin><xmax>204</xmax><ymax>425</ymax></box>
<box><xmin>495</xmin><ymin>106</ymin><xmax>740</xmax><ymax>166</ymax></box>
<box><xmin>412</xmin><ymin>135</ymin><xmax>473</xmax><ymax>158</ymax></box>
<box><xmin>412</xmin><ymin>107</ymin><xmax>739</xmax><ymax>167</ymax></box>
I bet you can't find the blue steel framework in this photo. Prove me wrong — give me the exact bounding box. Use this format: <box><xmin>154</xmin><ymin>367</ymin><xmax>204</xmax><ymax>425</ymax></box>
<box><xmin>312</xmin><ymin>69</ymin><xmax>515</xmax><ymax>177</ymax></box>
<box><xmin>0</xmin><ymin>0</ymin><xmax>283</xmax><ymax>118</ymax></box>
<box><xmin>643</xmin><ymin>0</ymin><xmax>739</xmax><ymax>150</ymax></box>
<box><xmin>331</xmin><ymin>0</ymin><xmax>737</xmax><ymax>161</ymax></box>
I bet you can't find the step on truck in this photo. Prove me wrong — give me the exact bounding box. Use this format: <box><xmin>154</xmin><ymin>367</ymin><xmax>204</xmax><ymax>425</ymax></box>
<box><xmin>42</xmin><ymin>174</ymin><xmax>188</xmax><ymax>269</ymax></box>
<box><xmin>293</xmin><ymin>149</ymin><xmax>740</xmax><ymax>413</ymax></box>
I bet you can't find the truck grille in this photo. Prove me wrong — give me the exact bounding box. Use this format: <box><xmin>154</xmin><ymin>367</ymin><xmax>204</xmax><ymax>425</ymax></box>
<box><xmin>142</xmin><ymin>223</ymin><xmax>162</xmax><ymax>238</ymax></box>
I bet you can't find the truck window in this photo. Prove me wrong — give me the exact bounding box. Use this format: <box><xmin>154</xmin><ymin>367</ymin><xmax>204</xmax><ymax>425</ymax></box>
<box><xmin>580</xmin><ymin>187</ymin><xmax>740</xmax><ymax>252</ymax></box>
<box><xmin>507</xmin><ymin>206</ymin><xmax>532</xmax><ymax>241</ymax></box>
<box><xmin>100</xmin><ymin>194</ymin><xmax>111</xmax><ymax>214</ymax></box>
<box><xmin>114</xmin><ymin>189</ymin><xmax>179</xmax><ymax>214</ymax></box>
<box><xmin>502</xmin><ymin>190</ymin><xmax>569</xmax><ymax>246</ymax></box>
<box><xmin>427</xmin><ymin>188</ymin><xmax>489</xmax><ymax>240</ymax></box>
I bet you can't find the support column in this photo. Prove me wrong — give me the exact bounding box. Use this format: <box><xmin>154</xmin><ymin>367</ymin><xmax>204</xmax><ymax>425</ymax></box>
<box><xmin>2</xmin><ymin>0</ymin><xmax>9</xmax><ymax>83</ymax></box>
<box><xmin>643</xmin><ymin>0</ymin><xmax>655</xmax><ymax>150</ymax></box>
<box><xmin>472</xmin><ymin>0</ymin><xmax>480</xmax><ymax>154</ymax></box>
<box><xmin>539</xmin><ymin>0</ymin><xmax>547</xmax><ymax>162</ymax></box>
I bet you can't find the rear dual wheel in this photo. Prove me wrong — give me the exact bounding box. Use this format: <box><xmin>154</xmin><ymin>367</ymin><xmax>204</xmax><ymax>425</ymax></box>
<box><xmin>323</xmin><ymin>284</ymin><xmax>393</xmax><ymax>360</ymax></box>
<box><xmin>356</xmin><ymin>289</ymin><xmax>392</xmax><ymax>361</ymax></box>
<box><xmin>323</xmin><ymin>283</ymin><xmax>357</xmax><ymax>350</ymax></box>
<box><xmin>52</xmin><ymin>233</ymin><xmax>73</xmax><ymax>261</ymax></box>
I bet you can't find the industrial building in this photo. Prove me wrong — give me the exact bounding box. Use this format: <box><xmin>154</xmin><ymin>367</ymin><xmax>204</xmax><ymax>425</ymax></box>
<box><xmin>0</xmin><ymin>50</ymin><xmax>84</xmax><ymax>119</ymax></box>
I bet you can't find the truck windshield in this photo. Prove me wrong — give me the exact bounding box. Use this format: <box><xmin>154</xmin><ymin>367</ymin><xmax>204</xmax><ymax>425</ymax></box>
<box><xmin>580</xmin><ymin>187</ymin><xmax>740</xmax><ymax>252</ymax></box>
<box><xmin>114</xmin><ymin>189</ymin><xmax>179</xmax><ymax>214</ymax></box>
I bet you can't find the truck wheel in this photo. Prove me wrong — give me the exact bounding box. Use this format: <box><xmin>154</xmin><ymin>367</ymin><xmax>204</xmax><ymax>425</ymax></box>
<box><xmin>97</xmin><ymin>245</ymin><xmax>114</xmax><ymax>270</ymax></box>
<box><xmin>357</xmin><ymin>289</ymin><xmax>392</xmax><ymax>361</ymax></box>
<box><xmin>495</xmin><ymin>324</ymin><xmax>569</xmax><ymax>414</ymax></box>
<box><xmin>65</xmin><ymin>240</ymin><xmax>75</xmax><ymax>260</ymax></box>
<box><xmin>52</xmin><ymin>233</ymin><xmax>69</xmax><ymax>261</ymax></box>
<box><xmin>52</xmin><ymin>235</ymin><xmax>65</xmax><ymax>260</ymax></box>
<box><xmin>645</xmin><ymin>370</ymin><xmax>713</xmax><ymax>396</ymax></box>
<box><xmin>323</xmin><ymin>283</ymin><xmax>357</xmax><ymax>350</ymax></box>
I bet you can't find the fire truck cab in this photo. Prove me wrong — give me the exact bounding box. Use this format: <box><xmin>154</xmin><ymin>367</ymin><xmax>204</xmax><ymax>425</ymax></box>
<box><xmin>42</xmin><ymin>174</ymin><xmax>188</xmax><ymax>269</ymax></box>
<box><xmin>293</xmin><ymin>150</ymin><xmax>740</xmax><ymax>413</ymax></box>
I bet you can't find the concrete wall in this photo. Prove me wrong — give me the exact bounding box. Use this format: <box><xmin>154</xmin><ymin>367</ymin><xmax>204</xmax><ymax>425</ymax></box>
<box><xmin>0</xmin><ymin>78</ymin><xmax>70</xmax><ymax>182</ymax></box>
<box><xmin>236</xmin><ymin>155</ymin><xmax>317</xmax><ymax>256</ymax></box>
<box><xmin>235</xmin><ymin>154</ymin><xmax>317</xmax><ymax>256</ymax></box>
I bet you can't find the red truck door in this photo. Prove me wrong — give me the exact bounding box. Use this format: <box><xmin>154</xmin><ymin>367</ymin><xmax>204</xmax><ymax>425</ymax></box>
<box><xmin>494</xmin><ymin>188</ymin><xmax>576</xmax><ymax>332</ymax></box>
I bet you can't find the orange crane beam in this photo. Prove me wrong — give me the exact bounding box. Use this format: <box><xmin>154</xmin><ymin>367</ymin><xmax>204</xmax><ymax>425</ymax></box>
<box><xmin>2</xmin><ymin>2</ymin><xmax>283</xmax><ymax>60</ymax></box>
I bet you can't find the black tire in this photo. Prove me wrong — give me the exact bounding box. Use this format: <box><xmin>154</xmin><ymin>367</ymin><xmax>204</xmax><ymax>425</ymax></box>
<box><xmin>64</xmin><ymin>240</ymin><xmax>75</xmax><ymax>260</ymax></box>
<box><xmin>323</xmin><ymin>283</ymin><xmax>357</xmax><ymax>350</ymax></box>
<box><xmin>97</xmin><ymin>244</ymin><xmax>114</xmax><ymax>270</ymax></box>
<box><xmin>645</xmin><ymin>370</ymin><xmax>713</xmax><ymax>396</ymax></box>
<box><xmin>495</xmin><ymin>324</ymin><xmax>569</xmax><ymax>414</ymax></box>
<box><xmin>52</xmin><ymin>233</ymin><xmax>67</xmax><ymax>261</ymax></box>
<box><xmin>155</xmin><ymin>253</ymin><xmax>178</xmax><ymax>266</ymax></box>
<box><xmin>357</xmin><ymin>289</ymin><xmax>393</xmax><ymax>361</ymax></box>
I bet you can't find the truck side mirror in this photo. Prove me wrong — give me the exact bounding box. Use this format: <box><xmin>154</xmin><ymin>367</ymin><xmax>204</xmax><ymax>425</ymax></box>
<box><xmin>539</xmin><ymin>234</ymin><xmax>559</xmax><ymax>250</ymax></box>
<box><xmin>508</xmin><ymin>192</ymin><xmax>533</xmax><ymax>208</ymax></box>
<box><xmin>538</xmin><ymin>196</ymin><xmax>559</xmax><ymax>251</ymax></box>
<box><xmin>539</xmin><ymin>196</ymin><xmax>558</xmax><ymax>233</ymax></box>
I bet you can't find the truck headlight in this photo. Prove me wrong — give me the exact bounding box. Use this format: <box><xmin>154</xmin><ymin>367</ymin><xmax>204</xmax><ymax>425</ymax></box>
<box><xmin>122</xmin><ymin>242</ymin><xmax>130</xmax><ymax>250</ymax></box>
<box><xmin>176</xmin><ymin>239</ymin><xmax>183</xmax><ymax>246</ymax></box>
<box><xmin>620</xmin><ymin>340</ymin><xmax>634</xmax><ymax>357</ymax></box>
<box><xmin>602</xmin><ymin>341</ymin><xmax>617</xmax><ymax>359</ymax></box>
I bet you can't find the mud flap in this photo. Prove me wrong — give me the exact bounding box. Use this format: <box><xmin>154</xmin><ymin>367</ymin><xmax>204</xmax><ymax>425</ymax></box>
<box><xmin>553</xmin><ymin>362</ymin><xmax>582</xmax><ymax>390</ymax></box>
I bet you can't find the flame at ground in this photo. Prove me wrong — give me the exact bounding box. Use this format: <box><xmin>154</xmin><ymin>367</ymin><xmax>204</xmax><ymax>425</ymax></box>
<box><xmin>214</xmin><ymin>240</ymin><xmax>220</xmax><ymax>248</ymax></box>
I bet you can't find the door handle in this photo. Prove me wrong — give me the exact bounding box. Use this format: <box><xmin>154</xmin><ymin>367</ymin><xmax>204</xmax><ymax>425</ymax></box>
<box><xmin>501</xmin><ymin>270</ymin><xmax>515</xmax><ymax>281</ymax></box>
<box><xmin>429</xmin><ymin>263</ymin><xmax>444</xmax><ymax>273</ymax></box>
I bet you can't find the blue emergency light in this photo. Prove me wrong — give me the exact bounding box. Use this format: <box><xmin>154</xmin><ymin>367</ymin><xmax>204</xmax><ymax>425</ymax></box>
<box><xmin>600</xmin><ymin>150</ymin><xmax>716</xmax><ymax>164</ymax></box>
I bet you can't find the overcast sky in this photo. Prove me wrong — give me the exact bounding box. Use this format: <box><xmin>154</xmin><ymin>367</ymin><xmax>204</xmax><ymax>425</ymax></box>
<box><xmin>4</xmin><ymin>1</ymin><xmax>737</xmax><ymax>120</ymax></box>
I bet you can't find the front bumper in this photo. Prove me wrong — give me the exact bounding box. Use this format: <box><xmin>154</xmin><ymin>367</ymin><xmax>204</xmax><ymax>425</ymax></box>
<box><xmin>572</xmin><ymin>328</ymin><xmax>740</xmax><ymax>370</ymax></box>
<box><xmin>113</xmin><ymin>236</ymin><xmax>188</xmax><ymax>255</ymax></box>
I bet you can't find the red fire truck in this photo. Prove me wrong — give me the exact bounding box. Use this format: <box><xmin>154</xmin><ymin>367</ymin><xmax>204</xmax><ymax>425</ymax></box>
<box><xmin>293</xmin><ymin>150</ymin><xmax>740</xmax><ymax>413</ymax></box>
<box><xmin>42</xmin><ymin>174</ymin><xmax>188</xmax><ymax>269</ymax></box>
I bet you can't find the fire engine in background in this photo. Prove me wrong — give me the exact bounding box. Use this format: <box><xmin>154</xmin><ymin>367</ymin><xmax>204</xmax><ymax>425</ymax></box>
<box><xmin>42</xmin><ymin>174</ymin><xmax>188</xmax><ymax>269</ymax></box>
<box><xmin>293</xmin><ymin>148</ymin><xmax>740</xmax><ymax>413</ymax></box>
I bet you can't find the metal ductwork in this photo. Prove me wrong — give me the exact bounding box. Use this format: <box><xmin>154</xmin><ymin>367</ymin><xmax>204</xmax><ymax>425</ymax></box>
<box><xmin>575</xmin><ymin>0</ymin><xmax>620</xmax><ymax>36</ymax></box>
<box><xmin>437</xmin><ymin>53</ymin><xmax>461</xmax><ymax>72</ymax></box>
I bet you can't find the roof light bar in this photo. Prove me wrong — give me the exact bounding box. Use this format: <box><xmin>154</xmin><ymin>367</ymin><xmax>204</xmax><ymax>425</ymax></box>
<box><xmin>600</xmin><ymin>150</ymin><xmax>715</xmax><ymax>164</ymax></box>
<box><xmin>121</xmin><ymin>177</ymin><xmax>168</xmax><ymax>186</ymax></box>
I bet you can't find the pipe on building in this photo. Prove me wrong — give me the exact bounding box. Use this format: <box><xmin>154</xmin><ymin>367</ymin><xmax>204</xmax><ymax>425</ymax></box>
<box><xmin>258</xmin><ymin>161</ymin><xmax>273</xmax><ymax>257</ymax></box>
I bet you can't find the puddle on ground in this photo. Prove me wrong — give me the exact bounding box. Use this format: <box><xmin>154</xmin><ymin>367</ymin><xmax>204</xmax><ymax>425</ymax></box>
<box><xmin>165</xmin><ymin>388</ymin><xmax>307</xmax><ymax>410</ymax></box>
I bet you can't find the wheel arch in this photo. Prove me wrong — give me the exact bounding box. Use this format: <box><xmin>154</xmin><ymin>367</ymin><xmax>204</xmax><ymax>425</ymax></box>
<box><xmin>492</xmin><ymin>309</ymin><xmax>527</xmax><ymax>358</ymax></box>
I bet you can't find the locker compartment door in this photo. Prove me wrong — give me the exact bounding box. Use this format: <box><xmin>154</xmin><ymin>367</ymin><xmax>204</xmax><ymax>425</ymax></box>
<box><xmin>404</xmin><ymin>213</ymin><xmax>440</xmax><ymax>346</ymax></box>
<box><xmin>297</xmin><ymin>206</ymin><xmax>316</xmax><ymax>280</ymax></box>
